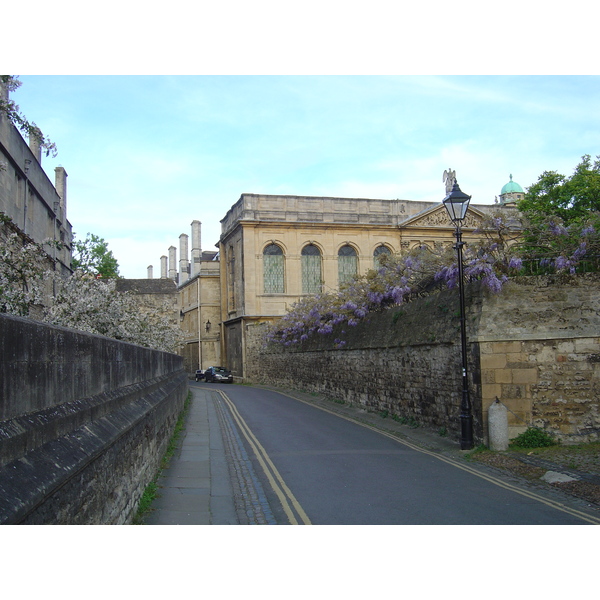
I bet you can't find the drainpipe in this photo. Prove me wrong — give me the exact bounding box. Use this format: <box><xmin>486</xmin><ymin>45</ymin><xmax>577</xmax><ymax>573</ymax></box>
<box><xmin>198</xmin><ymin>274</ymin><xmax>202</xmax><ymax>370</ymax></box>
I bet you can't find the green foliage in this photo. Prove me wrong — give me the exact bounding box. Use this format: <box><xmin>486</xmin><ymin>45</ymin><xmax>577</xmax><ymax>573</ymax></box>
<box><xmin>509</xmin><ymin>427</ymin><xmax>557</xmax><ymax>449</ymax></box>
<box><xmin>133</xmin><ymin>391</ymin><xmax>192</xmax><ymax>524</ymax></box>
<box><xmin>518</xmin><ymin>154</ymin><xmax>600</xmax><ymax>226</ymax></box>
<box><xmin>407</xmin><ymin>417</ymin><xmax>420</xmax><ymax>429</ymax></box>
<box><xmin>390</xmin><ymin>413</ymin><xmax>420</xmax><ymax>428</ymax></box>
<box><xmin>465</xmin><ymin>444</ymin><xmax>490</xmax><ymax>458</ymax></box>
<box><xmin>71</xmin><ymin>232</ymin><xmax>120</xmax><ymax>279</ymax></box>
<box><xmin>513</xmin><ymin>212</ymin><xmax>600</xmax><ymax>276</ymax></box>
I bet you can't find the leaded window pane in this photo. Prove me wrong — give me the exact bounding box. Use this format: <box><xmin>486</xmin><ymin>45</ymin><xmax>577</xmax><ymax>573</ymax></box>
<box><xmin>373</xmin><ymin>245</ymin><xmax>391</xmax><ymax>268</ymax></box>
<box><xmin>338</xmin><ymin>245</ymin><xmax>357</xmax><ymax>286</ymax></box>
<box><xmin>264</xmin><ymin>244</ymin><xmax>284</xmax><ymax>294</ymax></box>
<box><xmin>302</xmin><ymin>245</ymin><xmax>322</xmax><ymax>294</ymax></box>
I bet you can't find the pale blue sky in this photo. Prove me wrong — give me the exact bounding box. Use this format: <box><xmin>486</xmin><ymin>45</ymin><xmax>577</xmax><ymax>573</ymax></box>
<box><xmin>11</xmin><ymin>74</ymin><xmax>600</xmax><ymax>278</ymax></box>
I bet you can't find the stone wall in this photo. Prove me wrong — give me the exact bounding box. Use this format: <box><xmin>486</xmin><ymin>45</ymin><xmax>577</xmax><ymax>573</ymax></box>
<box><xmin>0</xmin><ymin>81</ymin><xmax>72</xmax><ymax>275</ymax></box>
<box><xmin>249</xmin><ymin>274</ymin><xmax>600</xmax><ymax>445</ymax></box>
<box><xmin>476</xmin><ymin>274</ymin><xmax>600</xmax><ymax>443</ymax></box>
<box><xmin>0</xmin><ymin>314</ymin><xmax>187</xmax><ymax>524</ymax></box>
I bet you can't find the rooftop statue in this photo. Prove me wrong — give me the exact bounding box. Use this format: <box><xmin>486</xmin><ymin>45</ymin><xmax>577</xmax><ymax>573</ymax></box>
<box><xmin>443</xmin><ymin>168</ymin><xmax>456</xmax><ymax>194</ymax></box>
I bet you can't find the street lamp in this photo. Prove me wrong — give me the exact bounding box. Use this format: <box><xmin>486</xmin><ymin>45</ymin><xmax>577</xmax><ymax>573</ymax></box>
<box><xmin>443</xmin><ymin>180</ymin><xmax>474</xmax><ymax>450</ymax></box>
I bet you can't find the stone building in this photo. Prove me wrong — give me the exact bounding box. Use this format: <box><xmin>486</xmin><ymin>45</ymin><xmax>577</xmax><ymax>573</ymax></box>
<box><xmin>0</xmin><ymin>80</ymin><xmax>72</xmax><ymax>278</ymax></box>
<box><xmin>114</xmin><ymin>278</ymin><xmax>179</xmax><ymax>329</ymax></box>
<box><xmin>150</xmin><ymin>175</ymin><xmax>523</xmax><ymax>378</ymax></box>
<box><xmin>178</xmin><ymin>258</ymin><xmax>221</xmax><ymax>373</ymax></box>
<box><xmin>215</xmin><ymin>192</ymin><xmax>519</xmax><ymax>379</ymax></box>
<box><xmin>147</xmin><ymin>220</ymin><xmax>221</xmax><ymax>373</ymax></box>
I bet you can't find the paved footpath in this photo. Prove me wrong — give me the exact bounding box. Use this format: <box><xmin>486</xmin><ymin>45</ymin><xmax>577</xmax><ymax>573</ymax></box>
<box><xmin>144</xmin><ymin>386</ymin><xmax>239</xmax><ymax>525</ymax></box>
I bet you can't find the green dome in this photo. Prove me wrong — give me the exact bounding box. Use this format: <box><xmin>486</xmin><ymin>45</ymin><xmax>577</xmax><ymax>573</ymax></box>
<box><xmin>501</xmin><ymin>174</ymin><xmax>524</xmax><ymax>195</ymax></box>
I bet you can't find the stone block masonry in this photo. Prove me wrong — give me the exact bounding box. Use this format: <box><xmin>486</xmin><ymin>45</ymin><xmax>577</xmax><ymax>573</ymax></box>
<box><xmin>0</xmin><ymin>314</ymin><xmax>187</xmax><ymax>524</ymax></box>
<box><xmin>249</xmin><ymin>274</ymin><xmax>600</xmax><ymax>445</ymax></box>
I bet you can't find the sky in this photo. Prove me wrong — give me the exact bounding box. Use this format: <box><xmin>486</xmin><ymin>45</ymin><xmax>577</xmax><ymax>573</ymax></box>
<box><xmin>10</xmin><ymin>74</ymin><xmax>600</xmax><ymax>278</ymax></box>
<box><xmin>5</xmin><ymin>4</ymin><xmax>599</xmax><ymax>280</ymax></box>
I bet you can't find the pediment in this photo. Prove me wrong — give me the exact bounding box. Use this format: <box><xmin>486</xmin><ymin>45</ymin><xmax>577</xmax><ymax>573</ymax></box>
<box><xmin>400</xmin><ymin>204</ymin><xmax>486</xmax><ymax>230</ymax></box>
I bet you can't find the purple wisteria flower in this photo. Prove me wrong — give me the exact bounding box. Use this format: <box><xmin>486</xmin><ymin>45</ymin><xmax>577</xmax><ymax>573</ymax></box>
<box><xmin>549</xmin><ymin>221</ymin><xmax>568</xmax><ymax>236</ymax></box>
<box><xmin>572</xmin><ymin>242</ymin><xmax>587</xmax><ymax>259</ymax></box>
<box><xmin>508</xmin><ymin>257</ymin><xmax>523</xmax><ymax>270</ymax></box>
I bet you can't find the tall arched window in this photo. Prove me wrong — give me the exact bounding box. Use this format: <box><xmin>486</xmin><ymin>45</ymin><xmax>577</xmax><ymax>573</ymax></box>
<box><xmin>373</xmin><ymin>245</ymin><xmax>391</xmax><ymax>269</ymax></box>
<box><xmin>338</xmin><ymin>245</ymin><xmax>357</xmax><ymax>286</ymax></box>
<box><xmin>263</xmin><ymin>243</ymin><xmax>285</xmax><ymax>294</ymax></box>
<box><xmin>301</xmin><ymin>244</ymin><xmax>322</xmax><ymax>294</ymax></box>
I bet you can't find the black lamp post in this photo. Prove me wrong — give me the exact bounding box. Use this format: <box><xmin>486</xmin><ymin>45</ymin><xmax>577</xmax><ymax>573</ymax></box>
<box><xmin>442</xmin><ymin>181</ymin><xmax>474</xmax><ymax>450</ymax></box>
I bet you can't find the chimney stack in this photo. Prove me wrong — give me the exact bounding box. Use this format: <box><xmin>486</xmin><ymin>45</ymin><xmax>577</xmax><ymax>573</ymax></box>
<box><xmin>168</xmin><ymin>246</ymin><xmax>177</xmax><ymax>281</ymax></box>
<box><xmin>191</xmin><ymin>220</ymin><xmax>202</xmax><ymax>277</ymax></box>
<box><xmin>29</xmin><ymin>130</ymin><xmax>42</xmax><ymax>163</ymax></box>
<box><xmin>147</xmin><ymin>265</ymin><xmax>154</xmax><ymax>279</ymax></box>
<box><xmin>54</xmin><ymin>167</ymin><xmax>68</xmax><ymax>221</ymax></box>
<box><xmin>160</xmin><ymin>255</ymin><xmax>168</xmax><ymax>278</ymax></box>
<box><xmin>179</xmin><ymin>233</ymin><xmax>190</xmax><ymax>284</ymax></box>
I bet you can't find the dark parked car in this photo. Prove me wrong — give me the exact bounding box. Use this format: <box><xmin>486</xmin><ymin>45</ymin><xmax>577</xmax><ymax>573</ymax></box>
<box><xmin>204</xmin><ymin>366</ymin><xmax>233</xmax><ymax>384</ymax></box>
<box><xmin>195</xmin><ymin>369</ymin><xmax>204</xmax><ymax>381</ymax></box>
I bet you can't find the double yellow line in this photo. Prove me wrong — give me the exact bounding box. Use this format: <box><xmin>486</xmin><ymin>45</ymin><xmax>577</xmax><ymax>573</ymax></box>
<box><xmin>216</xmin><ymin>390</ymin><xmax>312</xmax><ymax>525</ymax></box>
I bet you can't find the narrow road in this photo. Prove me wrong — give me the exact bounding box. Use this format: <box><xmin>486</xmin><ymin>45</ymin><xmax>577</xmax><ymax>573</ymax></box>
<box><xmin>196</xmin><ymin>383</ymin><xmax>598</xmax><ymax>525</ymax></box>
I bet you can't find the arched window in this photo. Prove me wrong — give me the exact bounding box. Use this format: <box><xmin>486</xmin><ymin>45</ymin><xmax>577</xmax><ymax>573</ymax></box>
<box><xmin>373</xmin><ymin>245</ymin><xmax>391</xmax><ymax>269</ymax></box>
<box><xmin>301</xmin><ymin>244</ymin><xmax>322</xmax><ymax>294</ymax></box>
<box><xmin>263</xmin><ymin>243</ymin><xmax>285</xmax><ymax>294</ymax></box>
<box><xmin>338</xmin><ymin>245</ymin><xmax>357</xmax><ymax>286</ymax></box>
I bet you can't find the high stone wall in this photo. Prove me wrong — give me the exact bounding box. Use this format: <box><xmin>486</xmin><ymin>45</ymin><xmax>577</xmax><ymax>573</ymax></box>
<box><xmin>248</xmin><ymin>274</ymin><xmax>600</xmax><ymax>445</ymax></box>
<box><xmin>0</xmin><ymin>314</ymin><xmax>187</xmax><ymax>524</ymax></box>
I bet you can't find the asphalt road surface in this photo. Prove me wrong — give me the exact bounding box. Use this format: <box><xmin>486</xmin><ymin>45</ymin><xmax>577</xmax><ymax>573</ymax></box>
<box><xmin>200</xmin><ymin>383</ymin><xmax>598</xmax><ymax>525</ymax></box>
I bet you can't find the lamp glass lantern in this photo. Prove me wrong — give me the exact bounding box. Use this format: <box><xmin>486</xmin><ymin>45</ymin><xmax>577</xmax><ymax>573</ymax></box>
<box><xmin>443</xmin><ymin>181</ymin><xmax>472</xmax><ymax>223</ymax></box>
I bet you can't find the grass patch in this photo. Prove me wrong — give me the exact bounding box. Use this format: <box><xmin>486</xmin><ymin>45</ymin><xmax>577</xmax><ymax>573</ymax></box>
<box><xmin>464</xmin><ymin>444</ymin><xmax>491</xmax><ymax>459</ymax></box>
<box><xmin>133</xmin><ymin>390</ymin><xmax>192</xmax><ymax>524</ymax></box>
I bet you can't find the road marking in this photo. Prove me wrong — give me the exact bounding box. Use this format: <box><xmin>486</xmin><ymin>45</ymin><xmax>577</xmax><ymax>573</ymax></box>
<box><xmin>277</xmin><ymin>391</ymin><xmax>600</xmax><ymax>525</ymax></box>
<box><xmin>216</xmin><ymin>389</ymin><xmax>312</xmax><ymax>525</ymax></box>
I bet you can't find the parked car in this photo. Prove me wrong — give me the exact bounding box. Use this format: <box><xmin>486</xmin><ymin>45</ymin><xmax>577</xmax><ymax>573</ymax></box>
<box><xmin>195</xmin><ymin>369</ymin><xmax>205</xmax><ymax>381</ymax></box>
<box><xmin>204</xmin><ymin>366</ymin><xmax>233</xmax><ymax>384</ymax></box>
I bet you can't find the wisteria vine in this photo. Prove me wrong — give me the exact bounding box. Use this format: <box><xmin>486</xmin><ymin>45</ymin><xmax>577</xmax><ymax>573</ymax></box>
<box><xmin>264</xmin><ymin>212</ymin><xmax>600</xmax><ymax>347</ymax></box>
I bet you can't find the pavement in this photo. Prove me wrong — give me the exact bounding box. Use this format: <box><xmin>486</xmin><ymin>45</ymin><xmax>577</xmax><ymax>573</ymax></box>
<box><xmin>143</xmin><ymin>385</ymin><xmax>238</xmax><ymax>525</ymax></box>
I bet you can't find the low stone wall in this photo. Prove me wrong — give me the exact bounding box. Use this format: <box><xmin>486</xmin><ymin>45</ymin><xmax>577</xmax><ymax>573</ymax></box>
<box><xmin>249</xmin><ymin>274</ymin><xmax>600</xmax><ymax>445</ymax></box>
<box><xmin>476</xmin><ymin>274</ymin><xmax>600</xmax><ymax>443</ymax></box>
<box><xmin>0</xmin><ymin>314</ymin><xmax>187</xmax><ymax>524</ymax></box>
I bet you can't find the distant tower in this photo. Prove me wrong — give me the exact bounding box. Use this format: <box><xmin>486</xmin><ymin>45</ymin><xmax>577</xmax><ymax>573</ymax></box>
<box><xmin>499</xmin><ymin>174</ymin><xmax>524</xmax><ymax>205</ymax></box>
